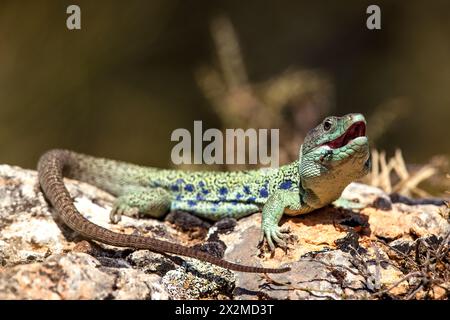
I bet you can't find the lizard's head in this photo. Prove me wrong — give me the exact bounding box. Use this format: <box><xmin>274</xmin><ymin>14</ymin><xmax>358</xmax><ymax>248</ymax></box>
<box><xmin>300</xmin><ymin>113</ymin><xmax>371</xmax><ymax>182</ymax></box>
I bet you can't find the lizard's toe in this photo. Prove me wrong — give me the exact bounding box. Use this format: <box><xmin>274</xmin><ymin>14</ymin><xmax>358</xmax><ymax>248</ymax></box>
<box><xmin>261</xmin><ymin>226</ymin><xmax>289</xmax><ymax>251</ymax></box>
<box><xmin>110</xmin><ymin>201</ymin><xmax>141</xmax><ymax>223</ymax></box>
<box><xmin>258</xmin><ymin>231</ymin><xmax>265</xmax><ymax>247</ymax></box>
<box><xmin>271</xmin><ymin>230</ymin><xmax>287</xmax><ymax>248</ymax></box>
<box><xmin>274</xmin><ymin>229</ymin><xmax>289</xmax><ymax>241</ymax></box>
<box><xmin>110</xmin><ymin>205</ymin><xmax>123</xmax><ymax>224</ymax></box>
<box><xmin>264</xmin><ymin>230</ymin><xmax>276</xmax><ymax>251</ymax></box>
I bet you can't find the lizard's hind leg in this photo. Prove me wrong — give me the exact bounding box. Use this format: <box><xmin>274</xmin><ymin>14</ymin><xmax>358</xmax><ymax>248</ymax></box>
<box><xmin>110</xmin><ymin>187</ymin><xmax>171</xmax><ymax>223</ymax></box>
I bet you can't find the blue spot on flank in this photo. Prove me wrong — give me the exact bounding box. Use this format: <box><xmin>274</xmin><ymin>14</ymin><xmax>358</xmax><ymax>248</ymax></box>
<box><xmin>187</xmin><ymin>200</ymin><xmax>196</xmax><ymax>207</ymax></box>
<box><xmin>202</xmin><ymin>188</ymin><xmax>210</xmax><ymax>195</ymax></box>
<box><xmin>198</xmin><ymin>181</ymin><xmax>205</xmax><ymax>188</ymax></box>
<box><xmin>176</xmin><ymin>178</ymin><xmax>185</xmax><ymax>184</ymax></box>
<box><xmin>175</xmin><ymin>194</ymin><xmax>183</xmax><ymax>201</ymax></box>
<box><xmin>184</xmin><ymin>184</ymin><xmax>194</xmax><ymax>192</ymax></box>
<box><xmin>196</xmin><ymin>193</ymin><xmax>205</xmax><ymax>201</ymax></box>
<box><xmin>259</xmin><ymin>188</ymin><xmax>269</xmax><ymax>198</ymax></box>
<box><xmin>170</xmin><ymin>185</ymin><xmax>179</xmax><ymax>192</ymax></box>
<box><xmin>247</xmin><ymin>196</ymin><xmax>256</xmax><ymax>202</ymax></box>
<box><xmin>243</xmin><ymin>186</ymin><xmax>251</xmax><ymax>194</ymax></box>
<box><xmin>236</xmin><ymin>193</ymin><xmax>243</xmax><ymax>200</ymax></box>
<box><xmin>219</xmin><ymin>187</ymin><xmax>228</xmax><ymax>195</ymax></box>
<box><xmin>279</xmin><ymin>180</ymin><xmax>292</xmax><ymax>190</ymax></box>
<box><xmin>231</xmin><ymin>200</ymin><xmax>238</xmax><ymax>205</ymax></box>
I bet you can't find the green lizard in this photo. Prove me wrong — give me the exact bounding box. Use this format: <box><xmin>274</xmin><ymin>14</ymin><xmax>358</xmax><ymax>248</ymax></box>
<box><xmin>38</xmin><ymin>113</ymin><xmax>370</xmax><ymax>273</ymax></box>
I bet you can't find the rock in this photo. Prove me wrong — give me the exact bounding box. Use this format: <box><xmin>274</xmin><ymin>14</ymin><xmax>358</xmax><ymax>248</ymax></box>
<box><xmin>0</xmin><ymin>252</ymin><xmax>114</xmax><ymax>299</ymax></box>
<box><xmin>126</xmin><ymin>250</ymin><xmax>177</xmax><ymax>275</ymax></box>
<box><xmin>363</xmin><ymin>202</ymin><xmax>449</xmax><ymax>240</ymax></box>
<box><xmin>388</xmin><ymin>238</ymin><xmax>414</xmax><ymax>256</ymax></box>
<box><xmin>0</xmin><ymin>252</ymin><xmax>168</xmax><ymax>300</ymax></box>
<box><xmin>340</xmin><ymin>182</ymin><xmax>392</xmax><ymax>209</ymax></box>
<box><xmin>390</xmin><ymin>193</ymin><xmax>447</xmax><ymax>206</ymax></box>
<box><xmin>0</xmin><ymin>165</ymin><xmax>172</xmax><ymax>299</ymax></box>
<box><xmin>0</xmin><ymin>164</ymin><xmax>449</xmax><ymax>300</ymax></box>
<box><xmin>165</xmin><ymin>211</ymin><xmax>211</xmax><ymax>239</ymax></box>
<box><xmin>161</xmin><ymin>259</ymin><xmax>235</xmax><ymax>299</ymax></box>
<box><xmin>112</xmin><ymin>268</ymin><xmax>168</xmax><ymax>300</ymax></box>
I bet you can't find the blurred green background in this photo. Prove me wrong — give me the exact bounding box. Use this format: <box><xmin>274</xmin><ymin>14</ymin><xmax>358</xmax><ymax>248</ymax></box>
<box><xmin>0</xmin><ymin>0</ymin><xmax>449</xmax><ymax>170</ymax></box>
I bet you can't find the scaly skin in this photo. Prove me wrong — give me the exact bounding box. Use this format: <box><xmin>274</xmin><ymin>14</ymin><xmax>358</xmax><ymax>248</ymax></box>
<box><xmin>37</xmin><ymin>113</ymin><xmax>370</xmax><ymax>272</ymax></box>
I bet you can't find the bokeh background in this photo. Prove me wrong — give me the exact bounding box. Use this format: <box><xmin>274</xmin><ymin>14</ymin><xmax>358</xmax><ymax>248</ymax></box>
<box><xmin>0</xmin><ymin>1</ymin><xmax>449</xmax><ymax>195</ymax></box>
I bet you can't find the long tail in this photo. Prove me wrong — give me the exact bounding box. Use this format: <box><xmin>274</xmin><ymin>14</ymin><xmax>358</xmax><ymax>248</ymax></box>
<box><xmin>37</xmin><ymin>149</ymin><xmax>290</xmax><ymax>273</ymax></box>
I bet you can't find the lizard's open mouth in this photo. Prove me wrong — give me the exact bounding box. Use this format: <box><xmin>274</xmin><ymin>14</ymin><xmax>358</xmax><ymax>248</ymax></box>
<box><xmin>325</xmin><ymin>121</ymin><xmax>366</xmax><ymax>149</ymax></box>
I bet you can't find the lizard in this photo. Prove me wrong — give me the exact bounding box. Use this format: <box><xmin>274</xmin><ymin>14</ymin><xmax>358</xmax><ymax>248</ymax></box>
<box><xmin>37</xmin><ymin>113</ymin><xmax>370</xmax><ymax>273</ymax></box>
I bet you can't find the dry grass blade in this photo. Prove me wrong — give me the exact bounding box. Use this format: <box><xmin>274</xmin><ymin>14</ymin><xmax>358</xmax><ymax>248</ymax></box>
<box><xmin>365</xmin><ymin>148</ymin><xmax>438</xmax><ymax>197</ymax></box>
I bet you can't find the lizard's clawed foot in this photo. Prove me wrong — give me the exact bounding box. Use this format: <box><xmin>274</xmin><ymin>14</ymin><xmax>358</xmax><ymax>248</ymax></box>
<box><xmin>110</xmin><ymin>202</ymin><xmax>139</xmax><ymax>224</ymax></box>
<box><xmin>259</xmin><ymin>224</ymin><xmax>291</xmax><ymax>252</ymax></box>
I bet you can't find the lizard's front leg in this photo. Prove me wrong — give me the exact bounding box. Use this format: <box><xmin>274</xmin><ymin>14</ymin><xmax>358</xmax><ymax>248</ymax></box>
<box><xmin>260</xmin><ymin>190</ymin><xmax>313</xmax><ymax>251</ymax></box>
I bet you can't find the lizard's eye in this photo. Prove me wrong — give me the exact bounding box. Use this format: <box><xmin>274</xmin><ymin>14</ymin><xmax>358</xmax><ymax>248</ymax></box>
<box><xmin>323</xmin><ymin>119</ymin><xmax>333</xmax><ymax>131</ymax></box>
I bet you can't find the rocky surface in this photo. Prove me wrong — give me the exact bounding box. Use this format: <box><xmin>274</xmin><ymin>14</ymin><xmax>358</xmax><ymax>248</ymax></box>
<box><xmin>0</xmin><ymin>164</ymin><xmax>448</xmax><ymax>300</ymax></box>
